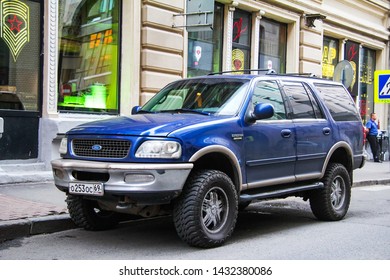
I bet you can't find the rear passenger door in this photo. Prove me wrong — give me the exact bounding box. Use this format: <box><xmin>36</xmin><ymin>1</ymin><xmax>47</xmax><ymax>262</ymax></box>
<box><xmin>281</xmin><ymin>81</ymin><xmax>332</xmax><ymax>180</ymax></box>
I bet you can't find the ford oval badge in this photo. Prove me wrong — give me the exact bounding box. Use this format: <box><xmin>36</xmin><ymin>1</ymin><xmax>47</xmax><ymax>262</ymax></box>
<box><xmin>92</xmin><ymin>144</ymin><xmax>102</xmax><ymax>151</ymax></box>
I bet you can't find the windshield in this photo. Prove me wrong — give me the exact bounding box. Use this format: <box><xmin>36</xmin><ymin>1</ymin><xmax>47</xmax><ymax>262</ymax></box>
<box><xmin>141</xmin><ymin>78</ymin><xmax>250</xmax><ymax>116</ymax></box>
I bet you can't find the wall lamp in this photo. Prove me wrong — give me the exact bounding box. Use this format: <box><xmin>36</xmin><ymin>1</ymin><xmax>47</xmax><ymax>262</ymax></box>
<box><xmin>304</xmin><ymin>13</ymin><xmax>326</xmax><ymax>28</ymax></box>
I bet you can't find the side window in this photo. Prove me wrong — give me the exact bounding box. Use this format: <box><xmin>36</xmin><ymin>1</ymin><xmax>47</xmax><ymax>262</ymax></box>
<box><xmin>303</xmin><ymin>84</ymin><xmax>324</xmax><ymax>119</ymax></box>
<box><xmin>283</xmin><ymin>82</ymin><xmax>317</xmax><ymax>119</ymax></box>
<box><xmin>252</xmin><ymin>80</ymin><xmax>286</xmax><ymax>120</ymax></box>
<box><xmin>314</xmin><ymin>83</ymin><xmax>360</xmax><ymax>121</ymax></box>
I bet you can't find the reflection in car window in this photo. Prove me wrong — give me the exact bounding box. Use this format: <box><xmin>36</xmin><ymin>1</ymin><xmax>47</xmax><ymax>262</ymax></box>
<box><xmin>314</xmin><ymin>83</ymin><xmax>361</xmax><ymax>121</ymax></box>
<box><xmin>252</xmin><ymin>80</ymin><xmax>286</xmax><ymax>120</ymax></box>
<box><xmin>142</xmin><ymin>78</ymin><xmax>250</xmax><ymax>116</ymax></box>
<box><xmin>283</xmin><ymin>82</ymin><xmax>316</xmax><ymax>119</ymax></box>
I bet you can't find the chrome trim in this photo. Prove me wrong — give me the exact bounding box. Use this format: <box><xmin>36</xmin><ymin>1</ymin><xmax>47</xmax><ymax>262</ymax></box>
<box><xmin>321</xmin><ymin>141</ymin><xmax>353</xmax><ymax>176</ymax></box>
<box><xmin>295</xmin><ymin>172</ymin><xmax>322</xmax><ymax>181</ymax></box>
<box><xmin>244</xmin><ymin>175</ymin><xmax>296</xmax><ymax>189</ymax></box>
<box><xmin>51</xmin><ymin>159</ymin><xmax>193</xmax><ymax>194</ymax></box>
<box><xmin>52</xmin><ymin>159</ymin><xmax>192</xmax><ymax>171</ymax></box>
<box><xmin>189</xmin><ymin>145</ymin><xmax>243</xmax><ymax>191</ymax></box>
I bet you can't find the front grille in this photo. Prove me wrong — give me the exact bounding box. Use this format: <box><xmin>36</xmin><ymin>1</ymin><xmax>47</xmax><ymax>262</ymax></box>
<box><xmin>72</xmin><ymin>139</ymin><xmax>131</xmax><ymax>159</ymax></box>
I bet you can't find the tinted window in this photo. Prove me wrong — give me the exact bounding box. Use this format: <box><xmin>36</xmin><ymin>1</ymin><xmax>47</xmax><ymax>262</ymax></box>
<box><xmin>252</xmin><ymin>80</ymin><xmax>286</xmax><ymax>120</ymax></box>
<box><xmin>314</xmin><ymin>83</ymin><xmax>361</xmax><ymax>121</ymax></box>
<box><xmin>283</xmin><ymin>82</ymin><xmax>316</xmax><ymax>119</ymax></box>
<box><xmin>303</xmin><ymin>84</ymin><xmax>324</xmax><ymax>118</ymax></box>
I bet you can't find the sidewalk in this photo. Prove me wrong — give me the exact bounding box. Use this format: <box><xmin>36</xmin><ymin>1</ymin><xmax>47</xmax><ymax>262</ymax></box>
<box><xmin>0</xmin><ymin>160</ymin><xmax>389</xmax><ymax>242</ymax></box>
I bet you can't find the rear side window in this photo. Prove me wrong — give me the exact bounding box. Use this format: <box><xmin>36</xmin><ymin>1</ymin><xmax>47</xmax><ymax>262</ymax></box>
<box><xmin>282</xmin><ymin>81</ymin><xmax>323</xmax><ymax>119</ymax></box>
<box><xmin>314</xmin><ymin>83</ymin><xmax>360</xmax><ymax>121</ymax></box>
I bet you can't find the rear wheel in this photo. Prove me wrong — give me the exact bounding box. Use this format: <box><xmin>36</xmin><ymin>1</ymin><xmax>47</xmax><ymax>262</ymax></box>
<box><xmin>173</xmin><ymin>170</ymin><xmax>238</xmax><ymax>248</ymax></box>
<box><xmin>310</xmin><ymin>163</ymin><xmax>351</xmax><ymax>221</ymax></box>
<box><xmin>66</xmin><ymin>195</ymin><xmax>120</xmax><ymax>230</ymax></box>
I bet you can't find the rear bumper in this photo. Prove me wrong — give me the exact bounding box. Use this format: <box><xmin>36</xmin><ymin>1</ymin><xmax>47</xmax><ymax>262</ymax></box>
<box><xmin>51</xmin><ymin>159</ymin><xmax>193</xmax><ymax>204</ymax></box>
<box><xmin>358</xmin><ymin>154</ymin><xmax>366</xmax><ymax>169</ymax></box>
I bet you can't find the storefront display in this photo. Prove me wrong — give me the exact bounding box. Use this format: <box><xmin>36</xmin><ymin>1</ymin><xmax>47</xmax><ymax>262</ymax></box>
<box><xmin>259</xmin><ymin>18</ymin><xmax>287</xmax><ymax>73</ymax></box>
<box><xmin>58</xmin><ymin>0</ymin><xmax>120</xmax><ymax>113</ymax></box>
<box><xmin>359</xmin><ymin>47</ymin><xmax>376</xmax><ymax>122</ymax></box>
<box><xmin>322</xmin><ymin>36</ymin><xmax>339</xmax><ymax>79</ymax></box>
<box><xmin>232</xmin><ymin>9</ymin><xmax>251</xmax><ymax>73</ymax></box>
<box><xmin>187</xmin><ymin>2</ymin><xmax>223</xmax><ymax>77</ymax></box>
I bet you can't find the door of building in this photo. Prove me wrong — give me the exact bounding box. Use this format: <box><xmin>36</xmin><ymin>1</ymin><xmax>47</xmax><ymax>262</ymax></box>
<box><xmin>0</xmin><ymin>0</ymin><xmax>42</xmax><ymax>160</ymax></box>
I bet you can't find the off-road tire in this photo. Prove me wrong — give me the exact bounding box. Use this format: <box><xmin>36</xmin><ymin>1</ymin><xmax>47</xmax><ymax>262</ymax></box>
<box><xmin>173</xmin><ymin>170</ymin><xmax>238</xmax><ymax>248</ymax></box>
<box><xmin>309</xmin><ymin>163</ymin><xmax>351</xmax><ymax>221</ymax></box>
<box><xmin>66</xmin><ymin>195</ymin><xmax>120</xmax><ymax>230</ymax></box>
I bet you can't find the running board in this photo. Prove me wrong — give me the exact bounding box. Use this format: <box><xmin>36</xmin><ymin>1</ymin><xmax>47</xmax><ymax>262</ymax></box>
<box><xmin>240</xmin><ymin>182</ymin><xmax>324</xmax><ymax>202</ymax></box>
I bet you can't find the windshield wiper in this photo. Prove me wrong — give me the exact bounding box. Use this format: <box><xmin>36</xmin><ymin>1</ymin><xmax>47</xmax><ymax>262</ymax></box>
<box><xmin>158</xmin><ymin>109</ymin><xmax>210</xmax><ymax>115</ymax></box>
<box><xmin>136</xmin><ymin>109</ymin><xmax>155</xmax><ymax>114</ymax></box>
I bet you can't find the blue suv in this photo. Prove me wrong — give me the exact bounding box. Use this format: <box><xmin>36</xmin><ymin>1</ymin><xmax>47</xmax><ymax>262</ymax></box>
<box><xmin>52</xmin><ymin>72</ymin><xmax>366</xmax><ymax>248</ymax></box>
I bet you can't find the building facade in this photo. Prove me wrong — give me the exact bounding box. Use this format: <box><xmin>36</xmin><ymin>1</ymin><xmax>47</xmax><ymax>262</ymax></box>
<box><xmin>0</xmin><ymin>0</ymin><xmax>389</xmax><ymax>168</ymax></box>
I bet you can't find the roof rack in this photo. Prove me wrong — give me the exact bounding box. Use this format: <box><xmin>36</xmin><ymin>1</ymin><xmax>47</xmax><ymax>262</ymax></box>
<box><xmin>208</xmin><ymin>69</ymin><xmax>276</xmax><ymax>75</ymax></box>
<box><xmin>268</xmin><ymin>72</ymin><xmax>318</xmax><ymax>77</ymax></box>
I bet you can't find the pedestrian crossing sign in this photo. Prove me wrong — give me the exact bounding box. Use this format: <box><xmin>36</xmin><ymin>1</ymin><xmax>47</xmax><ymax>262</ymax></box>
<box><xmin>374</xmin><ymin>70</ymin><xmax>390</xmax><ymax>103</ymax></box>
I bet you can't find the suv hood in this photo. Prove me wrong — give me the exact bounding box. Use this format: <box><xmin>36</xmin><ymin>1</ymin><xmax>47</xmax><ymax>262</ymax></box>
<box><xmin>68</xmin><ymin>114</ymin><xmax>217</xmax><ymax>137</ymax></box>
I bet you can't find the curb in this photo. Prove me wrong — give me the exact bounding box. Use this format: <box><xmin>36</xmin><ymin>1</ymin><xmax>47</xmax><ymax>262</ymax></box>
<box><xmin>352</xmin><ymin>179</ymin><xmax>390</xmax><ymax>187</ymax></box>
<box><xmin>0</xmin><ymin>172</ymin><xmax>53</xmax><ymax>185</ymax></box>
<box><xmin>0</xmin><ymin>214</ymin><xmax>76</xmax><ymax>243</ymax></box>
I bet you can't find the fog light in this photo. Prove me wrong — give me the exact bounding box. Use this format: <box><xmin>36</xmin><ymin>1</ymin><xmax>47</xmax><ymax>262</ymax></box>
<box><xmin>53</xmin><ymin>169</ymin><xmax>64</xmax><ymax>180</ymax></box>
<box><xmin>125</xmin><ymin>174</ymin><xmax>155</xmax><ymax>184</ymax></box>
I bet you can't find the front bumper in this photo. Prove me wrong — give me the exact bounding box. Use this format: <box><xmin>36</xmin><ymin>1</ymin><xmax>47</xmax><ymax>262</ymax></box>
<box><xmin>51</xmin><ymin>159</ymin><xmax>193</xmax><ymax>205</ymax></box>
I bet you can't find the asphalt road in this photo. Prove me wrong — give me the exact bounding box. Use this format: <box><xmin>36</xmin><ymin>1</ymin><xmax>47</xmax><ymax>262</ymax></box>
<box><xmin>1</xmin><ymin>184</ymin><xmax>389</xmax><ymax>260</ymax></box>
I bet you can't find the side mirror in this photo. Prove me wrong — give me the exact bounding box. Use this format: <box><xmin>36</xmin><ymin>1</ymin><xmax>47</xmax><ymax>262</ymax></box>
<box><xmin>131</xmin><ymin>106</ymin><xmax>141</xmax><ymax>115</ymax></box>
<box><xmin>251</xmin><ymin>103</ymin><xmax>274</xmax><ymax>121</ymax></box>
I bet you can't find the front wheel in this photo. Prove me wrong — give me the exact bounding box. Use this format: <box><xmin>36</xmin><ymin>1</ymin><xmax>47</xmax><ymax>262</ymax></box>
<box><xmin>66</xmin><ymin>195</ymin><xmax>120</xmax><ymax>230</ymax></box>
<box><xmin>309</xmin><ymin>163</ymin><xmax>351</xmax><ymax>221</ymax></box>
<box><xmin>173</xmin><ymin>170</ymin><xmax>238</xmax><ymax>248</ymax></box>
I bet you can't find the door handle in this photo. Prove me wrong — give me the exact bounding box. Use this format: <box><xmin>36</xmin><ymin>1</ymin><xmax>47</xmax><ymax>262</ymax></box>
<box><xmin>281</xmin><ymin>129</ymin><xmax>291</xmax><ymax>138</ymax></box>
<box><xmin>323</xmin><ymin>127</ymin><xmax>331</xmax><ymax>135</ymax></box>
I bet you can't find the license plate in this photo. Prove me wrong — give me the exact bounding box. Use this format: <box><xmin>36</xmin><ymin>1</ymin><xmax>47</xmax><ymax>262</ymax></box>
<box><xmin>69</xmin><ymin>182</ymin><xmax>104</xmax><ymax>196</ymax></box>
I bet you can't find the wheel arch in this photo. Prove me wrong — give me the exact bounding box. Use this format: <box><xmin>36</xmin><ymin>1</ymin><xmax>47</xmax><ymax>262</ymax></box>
<box><xmin>322</xmin><ymin>141</ymin><xmax>354</xmax><ymax>182</ymax></box>
<box><xmin>189</xmin><ymin>145</ymin><xmax>242</xmax><ymax>193</ymax></box>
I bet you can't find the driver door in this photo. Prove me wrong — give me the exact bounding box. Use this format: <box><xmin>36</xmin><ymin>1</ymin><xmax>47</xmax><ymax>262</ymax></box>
<box><xmin>244</xmin><ymin>80</ymin><xmax>296</xmax><ymax>189</ymax></box>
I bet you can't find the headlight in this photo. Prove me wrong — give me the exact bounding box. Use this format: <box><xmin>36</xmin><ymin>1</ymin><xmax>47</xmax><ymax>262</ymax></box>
<box><xmin>59</xmin><ymin>137</ymin><xmax>68</xmax><ymax>155</ymax></box>
<box><xmin>135</xmin><ymin>141</ymin><xmax>182</xmax><ymax>159</ymax></box>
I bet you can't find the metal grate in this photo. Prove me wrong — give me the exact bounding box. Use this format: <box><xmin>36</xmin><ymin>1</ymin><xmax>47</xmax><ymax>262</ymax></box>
<box><xmin>72</xmin><ymin>139</ymin><xmax>131</xmax><ymax>159</ymax></box>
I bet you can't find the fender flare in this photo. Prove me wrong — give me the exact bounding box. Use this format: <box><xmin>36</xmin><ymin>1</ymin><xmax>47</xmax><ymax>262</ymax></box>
<box><xmin>189</xmin><ymin>145</ymin><xmax>243</xmax><ymax>191</ymax></box>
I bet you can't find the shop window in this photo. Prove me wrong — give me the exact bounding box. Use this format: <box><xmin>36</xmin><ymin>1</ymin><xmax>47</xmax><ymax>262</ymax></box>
<box><xmin>187</xmin><ymin>3</ymin><xmax>223</xmax><ymax>77</ymax></box>
<box><xmin>232</xmin><ymin>9</ymin><xmax>251</xmax><ymax>73</ymax></box>
<box><xmin>58</xmin><ymin>0</ymin><xmax>120</xmax><ymax>113</ymax></box>
<box><xmin>322</xmin><ymin>36</ymin><xmax>339</xmax><ymax>79</ymax></box>
<box><xmin>259</xmin><ymin>18</ymin><xmax>286</xmax><ymax>74</ymax></box>
<box><xmin>345</xmin><ymin>41</ymin><xmax>360</xmax><ymax>98</ymax></box>
<box><xmin>0</xmin><ymin>0</ymin><xmax>41</xmax><ymax>111</ymax></box>
<box><xmin>359</xmin><ymin>47</ymin><xmax>375</xmax><ymax>123</ymax></box>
